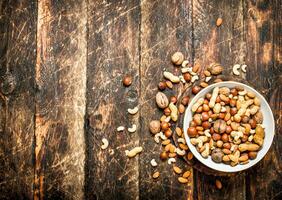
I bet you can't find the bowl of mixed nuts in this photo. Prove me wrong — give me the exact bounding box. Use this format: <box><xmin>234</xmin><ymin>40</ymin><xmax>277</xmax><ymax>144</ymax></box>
<box><xmin>183</xmin><ymin>81</ymin><xmax>275</xmax><ymax>172</ymax></box>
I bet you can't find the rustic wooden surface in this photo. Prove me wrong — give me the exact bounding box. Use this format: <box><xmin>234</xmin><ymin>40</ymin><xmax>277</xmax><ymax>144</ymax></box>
<box><xmin>0</xmin><ymin>0</ymin><xmax>281</xmax><ymax>199</ymax></box>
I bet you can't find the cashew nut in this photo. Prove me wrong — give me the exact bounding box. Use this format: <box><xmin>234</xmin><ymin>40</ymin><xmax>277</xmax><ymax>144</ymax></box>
<box><xmin>176</xmin><ymin>148</ymin><xmax>186</xmax><ymax>156</ymax></box>
<box><xmin>169</xmin><ymin>102</ymin><xmax>178</xmax><ymax>122</ymax></box>
<box><xmin>177</xmin><ymin>138</ymin><xmax>186</xmax><ymax>144</ymax></box>
<box><xmin>232</xmin><ymin>64</ymin><xmax>241</xmax><ymax>76</ymax></box>
<box><xmin>154</xmin><ymin>132</ymin><xmax>162</xmax><ymax>143</ymax></box>
<box><xmin>125</xmin><ymin>147</ymin><xmax>143</xmax><ymax>158</ymax></box>
<box><xmin>117</xmin><ymin>126</ymin><xmax>125</xmax><ymax>132</ymax></box>
<box><xmin>128</xmin><ymin>106</ymin><xmax>139</xmax><ymax>115</ymax></box>
<box><xmin>159</xmin><ymin>132</ymin><xmax>167</xmax><ymax>140</ymax></box>
<box><xmin>229</xmin><ymin>150</ymin><xmax>240</xmax><ymax>165</ymax></box>
<box><xmin>101</xmin><ymin>138</ymin><xmax>109</xmax><ymax>150</ymax></box>
<box><xmin>181</xmin><ymin>60</ymin><xmax>189</xmax><ymax>68</ymax></box>
<box><xmin>192</xmin><ymin>98</ymin><xmax>204</xmax><ymax>112</ymax></box>
<box><xmin>150</xmin><ymin>159</ymin><xmax>158</xmax><ymax>167</ymax></box>
<box><xmin>181</xmin><ymin>67</ymin><xmax>192</xmax><ymax>73</ymax></box>
<box><xmin>241</xmin><ymin>64</ymin><xmax>247</xmax><ymax>73</ymax></box>
<box><xmin>201</xmin><ymin>143</ymin><xmax>210</xmax><ymax>158</ymax></box>
<box><xmin>231</xmin><ymin>131</ymin><xmax>243</xmax><ymax>141</ymax></box>
<box><xmin>190</xmin><ymin>136</ymin><xmax>208</xmax><ymax>148</ymax></box>
<box><xmin>205</xmin><ymin>76</ymin><xmax>212</xmax><ymax>82</ymax></box>
<box><xmin>209</xmin><ymin>87</ymin><xmax>219</xmax><ymax>108</ymax></box>
<box><xmin>128</xmin><ymin>124</ymin><xmax>137</xmax><ymax>133</ymax></box>
<box><xmin>163</xmin><ymin>71</ymin><xmax>180</xmax><ymax>83</ymax></box>
<box><xmin>191</xmin><ymin>75</ymin><xmax>199</xmax><ymax>83</ymax></box>
<box><xmin>204</xmin><ymin>129</ymin><xmax>211</xmax><ymax>137</ymax></box>
<box><xmin>179</xmin><ymin>75</ymin><xmax>186</xmax><ymax>83</ymax></box>
<box><xmin>167</xmin><ymin>158</ymin><xmax>176</xmax><ymax>165</ymax></box>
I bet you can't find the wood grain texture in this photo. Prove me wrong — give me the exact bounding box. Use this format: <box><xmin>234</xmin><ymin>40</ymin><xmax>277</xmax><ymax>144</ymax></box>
<box><xmin>140</xmin><ymin>0</ymin><xmax>194</xmax><ymax>199</ymax></box>
<box><xmin>0</xmin><ymin>0</ymin><xmax>37</xmax><ymax>199</ymax></box>
<box><xmin>85</xmin><ymin>0</ymin><xmax>141</xmax><ymax>199</ymax></box>
<box><xmin>35</xmin><ymin>0</ymin><xmax>87</xmax><ymax>199</ymax></box>
<box><xmin>192</xmin><ymin>0</ymin><xmax>246</xmax><ymax>199</ymax></box>
<box><xmin>245</xmin><ymin>0</ymin><xmax>282</xmax><ymax>199</ymax></box>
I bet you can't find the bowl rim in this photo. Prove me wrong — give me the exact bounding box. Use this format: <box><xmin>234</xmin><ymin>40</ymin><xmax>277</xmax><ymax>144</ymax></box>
<box><xmin>183</xmin><ymin>81</ymin><xmax>275</xmax><ymax>173</ymax></box>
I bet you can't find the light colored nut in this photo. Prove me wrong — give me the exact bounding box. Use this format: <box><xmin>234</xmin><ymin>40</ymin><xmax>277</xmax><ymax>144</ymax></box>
<box><xmin>209</xmin><ymin>87</ymin><xmax>219</xmax><ymax>108</ymax></box>
<box><xmin>182</xmin><ymin>60</ymin><xmax>189</xmax><ymax>68</ymax></box>
<box><xmin>254</xmin><ymin>111</ymin><xmax>263</xmax><ymax>124</ymax></box>
<box><xmin>171</xmin><ymin>52</ymin><xmax>184</xmax><ymax>65</ymax></box>
<box><xmin>241</xmin><ymin>64</ymin><xmax>247</xmax><ymax>73</ymax></box>
<box><xmin>253</xmin><ymin>125</ymin><xmax>265</xmax><ymax>146</ymax></box>
<box><xmin>160</xmin><ymin>132</ymin><xmax>167</xmax><ymax>140</ymax></box>
<box><xmin>238</xmin><ymin>143</ymin><xmax>260</xmax><ymax>152</ymax></box>
<box><xmin>213</xmin><ymin>103</ymin><xmax>221</xmax><ymax>114</ymax></box>
<box><xmin>219</xmin><ymin>87</ymin><xmax>230</xmax><ymax>95</ymax></box>
<box><xmin>178</xmin><ymin>177</ymin><xmax>188</xmax><ymax>184</ymax></box>
<box><xmin>152</xmin><ymin>171</ymin><xmax>160</xmax><ymax>179</ymax></box>
<box><xmin>167</xmin><ymin>158</ymin><xmax>176</xmax><ymax>165</ymax></box>
<box><xmin>125</xmin><ymin>146</ymin><xmax>143</xmax><ymax>158</ymax></box>
<box><xmin>117</xmin><ymin>126</ymin><xmax>125</xmax><ymax>132</ymax></box>
<box><xmin>175</xmin><ymin>127</ymin><xmax>182</xmax><ymax>137</ymax></box>
<box><xmin>247</xmin><ymin>91</ymin><xmax>255</xmax><ymax>98</ymax></box>
<box><xmin>176</xmin><ymin>148</ymin><xmax>186</xmax><ymax>156</ymax></box>
<box><xmin>248</xmin><ymin>135</ymin><xmax>254</xmax><ymax>142</ymax></box>
<box><xmin>150</xmin><ymin>159</ymin><xmax>158</xmax><ymax>167</ymax></box>
<box><xmin>192</xmin><ymin>98</ymin><xmax>204</xmax><ymax>112</ymax></box>
<box><xmin>254</xmin><ymin>97</ymin><xmax>261</xmax><ymax>106</ymax></box>
<box><xmin>181</xmin><ymin>67</ymin><xmax>192</xmax><ymax>73</ymax></box>
<box><xmin>179</xmin><ymin>75</ymin><xmax>186</xmax><ymax>83</ymax></box>
<box><xmin>208</xmin><ymin>63</ymin><xmax>223</xmax><ymax>75</ymax></box>
<box><xmin>166</xmin><ymin>80</ymin><xmax>173</xmax><ymax>89</ymax></box>
<box><xmin>205</xmin><ymin>76</ymin><xmax>212</xmax><ymax>82</ymax></box>
<box><xmin>177</xmin><ymin>138</ymin><xmax>186</xmax><ymax>144</ymax></box>
<box><xmin>190</xmin><ymin>136</ymin><xmax>208</xmax><ymax>148</ymax></box>
<box><xmin>238</xmin><ymin>90</ymin><xmax>247</xmax><ymax>96</ymax></box>
<box><xmin>250</xmin><ymin>105</ymin><xmax>259</xmax><ymax>115</ymax></box>
<box><xmin>128</xmin><ymin>106</ymin><xmax>139</xmax><ymax>115</ymax></box>
<box><xmin>233</xmin><ymin>64</ymin><xmax>241</xmax><ymax>76</ymax></box>
<box><xmin>191</xmin><ymin>75</ymin><xmax>199</xmax><ymax>83</ymax></box>
<box><xmin>169</xmin><ymin>103</ymin><xmax>178</xmax><ymax>122</ymax></box>
<box><xmin>163</xmin><ymin>71</ymin><xmax>180</xmax><ymax>83</ymax></box>
<box><xmin>201</xmin><ymin>143</ymin><xmax>210</xmax><ymax>158</ymax></box>
<box><xmin>101</xmin><ymin>138</ymin><xmax>109</xmax><ymax>150</ymax></box>
<box><xmin>173</xmin><ymin>166</ymin><xmax>182</xmax><ymax>174</ymax></box>
<box><xmin>128</xmin><ymin>124</ymin><xmax>137</xmax><ymax>133</ymax></box>
<box><xmin>149</xmin><ymin>120</ymin><xmax>161</xmax><ymax>134</ymax></box>
<box><xmin>162</xmin><ymin>139</ymin><xmax>171</xmax><ymax>145</ymax></box>
<box><xmin>156</xmin><ymin>92</ymin><xmax>169</xmax><ymax>109</ymax></box>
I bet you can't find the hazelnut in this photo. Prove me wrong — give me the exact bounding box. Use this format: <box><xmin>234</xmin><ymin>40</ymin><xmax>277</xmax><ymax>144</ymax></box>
<box><xmin>171</xmin><ymin>52</ymin><xmax>184</xmax><ymax>65</ymax></box>
<box><xmin>192</xmin><ymin>86</ymin><xmax>201</xmax><ymax>94</ymax></box>
<box><xmin>123</xmin><ymin>75</ymin><xmax>132</xmax><ymax>86</ymax></box>
<box><xmin>216</xmin><ymin>140</ymin><xmax>223</xmax><ymax>148</ymax></box>
<box><xmin>193</xmin><ymin>114</ymin><xmax>202</xmax><ymax>125</ymax></box>
<box><xmin>230</xmin><ymin>107</ymin><xmax>237</xmax><ymax>115</ymax></box>
<box><xmin>158</xmin><ymin>81</ymin><xmax>167</xmax><ymax>90</ymax></box>
<box><xmin>216</xmin><ymin>18</ymin><xmax>223</xmax><ymax>27</ymax></box>
<box><xmin>218</xmin><ymin>113</ymin><xmax>225</xmax><ymax>119</ymax></box>
<box><xmin>190</xmin><ymin>121</ymin><xmax>197</xmax><ymax>127</ymax></box>
<box><xmin>164</xmin><ymin>107</ymin><xmax>171</xmax><ymax>116</ymax></box>
<box><xmin>241</xmin><ymin>134</ymin><xmax>248</xmax><ymax>142</ymax></box>
<box><xmin>188</xmin><ymin>127</ymin><xmax>198</xmax><ymax>137</ymax></box>
<box><xmin>248</xmin><ymin>151</ymin><xmax>257</xmax><ymax>160</ymax></box>
<box><xmin>230</xmin><ymin>88</ymin><xmax>238</xmax><ymax>96</ymax></box>
<box><xmin>202</xmin><ymin>121</ymin><xmax>211</xmax><ymax>129</ymax></box>
<box><xmin>183</xmin><ymin>73</ymin><xmax>191</xmax><ymax>82</ymax></box>
<box><xmin>203</xmin><ymin>104</ymin><xmax>210</xmax><ymax>112</ymax></box>
<box><xmin>212</xmin><ymin>133</ymin><xmax>221</xmax><ymax>141</ymax></box>
<box><xmin>216</xmin><ymin>96</ymin><xmax>221</xmax><ymax>103</ymax></box>
<box><xmin>223</xmin><ymin>143</ymin><xmax>231</xmax><ymax>149</ymax></box>
<box><xmin>230</xmin><ymin>99</ymin><xmax>236</xmax><ymax>107</ymax></box>
<box><xmin>205</xmin><ymin>93</ymin><xmax>212</xmax><ymax>100</ymax></box>
<box><xmin>221</xmin><ymin>134</ymin><xmax>229</xmax><ymax>142</ymax></box>
<box><xmin>164</xmin><ymin>129</ymin><xmax>172</xmax><ymax>138</ymax></box>
<box><xmin>181</xmin><ymin>96</ymin><xmax>190</xmax><ymax>106</ymax></box>
<box><xmin>178</xmin><ymin>104</ymin><xmax>185</xmax><ymax>114</ymax></box>
<box><xmin>170</xmin><ymin>96</ymin><xmax>177</xmax><ymax>104</ymax></box>
<box><xmin>160</xmin><ymin>151</ymin><xmax>168</xmax><ymax>160</ymax></box>
<box><xmin>161</xmin><ymin>122</ymin><xmax>169</xmax><ymax>131</ymax></box>
<box><xmin>202</xmin><ymin>112</ymin><xmax>209</xmax><ymax>121</ymax></box>
<box><xmin>196</xmin><ymin>106</ymin><xmax>203</xmax><ymax>113</ymax></box>
<box><xmin>210</xmin><ymin>127</ymin><xmax>215</xmax><ymax>134</ymax></box>
<box><xmin>225</xmin><ymin>126</ymin><xmax>232</xmax><ymax>134</ymax></box>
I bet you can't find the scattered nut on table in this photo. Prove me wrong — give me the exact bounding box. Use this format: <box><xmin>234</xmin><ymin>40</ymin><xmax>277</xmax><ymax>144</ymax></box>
<box><xmin>128</xmin><ymin>106</ymin><xmax>139</xmax><ymax>115</ymax></box>
<box><xmin>101</xmin><ymin>138</ymin><xmax>109</xmax><ymax>150</ymax></box>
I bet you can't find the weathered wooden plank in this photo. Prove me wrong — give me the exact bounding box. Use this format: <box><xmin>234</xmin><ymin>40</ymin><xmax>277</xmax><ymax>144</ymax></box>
<box><xmin>140</xmin><ymin>0</ymin><xmax>194</xmax><ymax>199</ymax></box>
<box><xmin>192</xmin><ymin>0</ymin><xmax>246</xmax><ymax>199</ymax></box>
<box><xmin>245</xmin><ymin>0</ymin><xmax>282</xmax><ymax>199</ymax></box>
<box><xmin>0</xmin><ymin>0</ymin><xmax>37</xmax><ymax>199</ymax></box>
<box><xmin>85</xmin><ymin>0</ymin><xmax>141</xmax><ymax>199</ymax></box>
<box><xmin>35</xmin><ymin>0</ymin><xmax>87</xmax><ymax>199</ymax></box>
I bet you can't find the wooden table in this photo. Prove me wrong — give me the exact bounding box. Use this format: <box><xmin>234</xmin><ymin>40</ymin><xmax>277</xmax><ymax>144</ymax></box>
<box><xmin>0</xmin><ymin>0</ymin><xmax>281</xmax><ymax>199</ymax></box>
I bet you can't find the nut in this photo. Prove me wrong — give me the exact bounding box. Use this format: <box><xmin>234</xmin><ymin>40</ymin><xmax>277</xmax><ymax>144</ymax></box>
<box><xmin>213</xmin><ymin>119</ymin><xmax>227</xmax><ymax>134</ymax></box>
<box><xmin>183</xmin><ymin>73</ymin><xmax>191</xmax><ymax>82</ymax></box>
<box><xmin>192</xmin><ymin>85</ymin><xmax>201</xmax><ymax>94</ymax></box>
<box><xmin>166</xmin><ymin>80</ymin><xmax>173</xmax><ymax>89</ymax></box>
<box><xmin>160</xmin><ymin>151</ymin><xmax>168</xmax><ymax>160</ymax></box>
<box><xmin>125</xmin><ymin>146</ymin><xmax>143</xmax><ymax>158</ymax></box>
<box><xmin>208</xmin><ymin>63</ymin><xmax>223</xmax><ymax>75</ymax></box>
<box><xmin>149</xmin><ymin>120</ymin><xmax>161</xmax><ymax>134</ymax></box>
<box><xmin>182</xmin><ymin>60</ymin><xmax>189</xmax><ymax>68</ymax></box>
<box><xmin>101</xmin><ymin>138</ymin><xmax>109</xmax><ymax>149</ymax></box>
<box><xmin>191</xmin><ymin>75</ymin><xmax>199</xmax><ymax>83</ymax></box>
<box><xmin>238</xmin><ymin>143</ymin><xmax>260</xmax><ymax>152</ymax></box>
<box><xmin>171</xmin><ymin>52</ymin><xmax>184</xmax><ymax>65</ymax></box>
<box><xmin>173</xmin><ymin>166</ymin><xmax>182</xmax><ymax>174</ymax></box>
<box><xmin>178</xmin><ymin>177</ymin><xmax>188</xmax><ymax>184</ymax></box>
<box><xmin>128</xmin><ymin>124</ymin><xmax>137</xmax><ymax>133</ymax></box>
<box><xmin>216</xmin><ymin>18</ymin><xmax>223</xmax><ymax>26</ymax></box>
<box><xmin>128</xmin><ymin>106</ymin><xmax>139</xmax><ymax>115</ymax></box>
<box><xmin>152</xmin><ymin>171</ymin><xmax>160</xmax><ymax>179</ymax></box>
<box><xmin>150</xmin><ymin>159</ymin><xmax>158</xmax><ymax>167</ymax></box>
<box><xmin>183</xmin><ymin>171</ymin><xmax>191</xmax><ymax>178</ymax></box>
<box><xmin>253</xmin><ymin>125</ymin><xmax>265</xmax><ymax>146</ymax></box>
<box><xmin>164</xmin><ymin>71</ymin><xmax>180</xmax><ymax>83</ymax></box>
<box><xmin>192</xmin><ymin>98</ymin><xmax>204</xmax><ymax>112</ymax></box>
<box><xmin>241</xmin><ymin>64</ymin><xmax>247</xmax><ymax>73</ymax></box>
<box><xmin>158</xmin><ymin>81</ymin><xmax>167</xmax><ymax>90</ymax></box>
<box><xmin>156</xmin><ymin>92</ymin><xmax>169</xmax><ymax>109</ymax></box>
<box><xmin>175</xmin><ymin>127</ymin><xmax>183</xmax><ymax>137</ymax></box>
<box><xmin>117</xmin><ymin>126</ymin><xmax>125</xmax><ymax>132</ymax></box>
<box><xmin>123</xmin><ymin>75</ymin><xmax>132</xmax><ymax>86</ymax></box>
<box><xmin>232</xmin><ymin>64</ymin><xmax>241</xmax><ymax>76</ymax></box>
<box><xmin>211</xmin><ymin>148</ymin><xmax>224</xmax><ymax>163</ymax></box>
<box><xmin>209</xmin><ymin>87</ymin><xmax>219</xmax><ymax>108</ymax></box>
<box><xmin>170</xmin><ymin>96</ymin><xmax>177</xmax><ymax>104</ymax></box>
<box><xmin>169</xmin><ymin>103</ymin><xmax>178</xmax><ymax>122</ymax></box>
<box><xmin>167</xmin><ymin>157</ymin><xmax>176</xmax><ymax>165</ymax></box>
<box><xmin>181</xmin><ymin>96</ymin><xmax>190</xmax><ymax>106</ymax></box>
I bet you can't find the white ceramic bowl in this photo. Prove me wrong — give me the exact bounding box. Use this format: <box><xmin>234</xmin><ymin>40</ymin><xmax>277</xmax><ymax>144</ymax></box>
<box><xmin>183</xmin><ymin>81</ymin><xmax>275</xmax><ymax>173</ymax></box>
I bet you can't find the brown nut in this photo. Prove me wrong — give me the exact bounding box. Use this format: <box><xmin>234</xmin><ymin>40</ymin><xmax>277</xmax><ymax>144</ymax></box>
<box><xmin>171</xmin><ymin>52</ymin><xmax>184</xmax><ymax>65</ymax></box>
<box><xmin>193</xmin><ymin>114</ymin><xmax>202</xmax><ymax>125</ymax></box>
<box><xmin>190</xmin><ymin>120</ymin><xmax>197</xmax><ymax>127</ymax></box>
<box><xmin>164</xmin><ymin>129</ymin><xmax>172</xmax><ymax>138</ymax></box>
<box><xmin>212</xmin><ymin>133</ymin><xmax>221</xmax><ymax>141</ymax></box>
<box><xmin>200</xmin><ymin>82</ymin><xmax>209</xmax><ymax>88</ymax></box>
<box><xmin>215</xmin><ymin>179</ymin><xmax>222</xmax><ymax>189</ymax></box>
<box><xmin>211</xmin><ymin>148</ymin><xmax>224</xmax><ymax>163</ymax></box>
<box><xmin>202</xmin><ymin>121</ymin><xmax>211</xmax><ymax>129</ymax></box>
<box><xmin>203</xmin><ymin>104</ymin><xmax>210</xmax><ymax>112</ymax></box>
<box><xmin>225</xmin><ymin>126</ymin><xmax>232</xmax><ymax>134</ymax></box>
<box><xmin>161</xmin><ymin>122</ymin><xmax>169</xmax><ymax>131</ymax></box>
<box><xmin>241</xmin><ymin>115</ymin><xmax>250</xmax><ymax>123</ymax></box>
<box><xmin>170</xmin><ymin>96</ymin><xmax>177</xmax><ymax>104</ymax></box>
<box><xmin>192</xmin><ymin>86</ymin><xmax>201</xmax><ymax>94</ymax></box>
<box><xmin>221</xmin><ymin>134</ymin><xmax>229</xmax><ymax>142</ymax></box>
<box><xmin>205</xmin><ymin>93</ymin><xmax>212</xmax><ymax>100</ymax></box>
<box><xmin>222</xmin><ymin>148</ymin><xmax>231</xmax><ymax>154</ymax></box>
<box><xmin>123</xmin><ymin>75</ymin><xmax>132</xmax><ymax>86</ymax></box>
<box><xmin>230</xmin><ymin>107</ymin><xmax>237</xmax><ymax>115</ymax></box>
<box><xmin>216</xmin><ymin>18</ymin><xmax>223</xmax><ymax>26</ymax></box>
<box><xmin>223</xmin><ymin>143</ymin><xmax>231</xmax><ymax>149</ymax></box>
<box><xmin>181</xmin><ymin>96</ymin><xmax>190</xmax><ymax>106</ymax></box>
<box><xmin>164</xmin><ymin>107</ymin><xmax>171</xmax><ymax>116</ymax></box>
<box><xmin>149</xmin><ymin>120</ymin><xmax>161</xmax><ymax>134</ymax></box>
<box><xmin>202</xmin><ymin>112</ymin><xmax>210</xmax><ymax>121</ymax></box>
<box><xmin>204</xmin><ymin>70</ymin><xmax>211</xmax><ymax>76</ymax></box>
<box><xmin>188</xmin><ymin>127</ymin><xmax>198</xmax><ymax>137</ymax></box>
<box><xmin>230</xmin><ymin>88</ymin><xmax>238</xmax><ymax>96</ymax></box>
<box><xmin>158</xmin><ymin>81</ymin><xmax>167</xmax><ymax>90</ymax></box>
<box><xmin>183</xmin><ymin>73</ymin><xmax>191</xmax><ymax>82</ymax></box>
<box><xmin>178</xmin><ymin>104</ymin><xmax>185</xmax><ymax>114</ymax></box>
<box><xmin>196</xmin><ymin>106</ymin><xmax>203</xmax><ymax>113</ymax></box>
<box><xmin>249</xmin><ymin>119</ymin><xmax>257</xmax><ymax>129</ymax></box>
<box><xmin>160</xmin><ymin>151</ymin><xmax>168</xmax><ymax>160</ymax></box>
<box><xmin>248</xmin><ymin>151</ymin><xmax>257</xmax><ymax>160</ymax></box>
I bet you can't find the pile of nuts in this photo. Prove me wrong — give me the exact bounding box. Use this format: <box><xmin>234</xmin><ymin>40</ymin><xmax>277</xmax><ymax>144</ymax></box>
<box><xmin>188</xmin><ymin>86</ymin><xmax>264</xmax><ymax>166</ymax></box>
